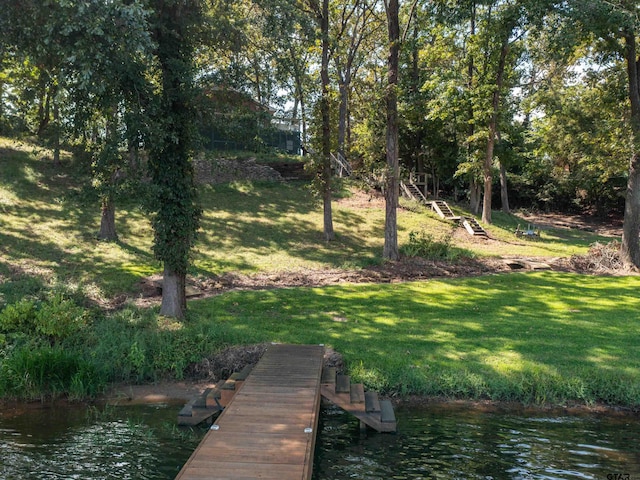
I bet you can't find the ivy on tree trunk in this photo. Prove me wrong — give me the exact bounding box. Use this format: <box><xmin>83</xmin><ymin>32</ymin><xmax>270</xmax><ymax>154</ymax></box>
<box><xmin>98</xmin><ymin>196</ymin><xmax>118</xmax><ymax>242</ymax></box>
<box><xmin>149</xmin><ymin>0</ymin><xmax>202</xmax><ymax>319</ymax></box>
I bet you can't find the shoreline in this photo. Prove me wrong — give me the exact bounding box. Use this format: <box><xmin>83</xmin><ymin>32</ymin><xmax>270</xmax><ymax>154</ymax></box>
<box><xmin>2</xmin><ymin>380</ymin><xmax>638</xmax><ymax>419</ymax></box>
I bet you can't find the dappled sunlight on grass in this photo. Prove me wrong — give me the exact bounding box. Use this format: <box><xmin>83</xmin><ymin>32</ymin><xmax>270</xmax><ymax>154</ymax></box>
<box><xmin>0</xmin><ymin>136</ymin><xmax>614</xmax><ymax>303</ymax></box>
<box><xmin>190</xmin><ymin>271</ymin><xmax>640</xmax><ymax>405</ymax></box>
<box><xmin>2</xmin><ymin>137</ymin><xmax>638</xmax><ymax>405</ymax></box>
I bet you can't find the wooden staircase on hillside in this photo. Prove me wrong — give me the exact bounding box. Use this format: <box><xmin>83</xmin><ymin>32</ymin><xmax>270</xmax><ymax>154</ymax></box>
<box><xmin>330</xmin><ymin>152</ymin><xmax>352</xmax><ymax>177</ymax></box>
<box><xmin>177</xmin><ymin>364</ymin><xmax>254</xmax><ymax>426</ymax></box>
<box><xmin>462</xmin><ymin>216</ymin><xmax>488</xmax><ymax>236</ymax></box>
<box><xmin>320</xmin><ymin>367</ymin><xmax>397</xmax><ymax>433</ymax></box>
<box><xmin>400</xmin><ymin>181</ymin><xmax>428</xmax><ymax>204</ymax></box>
<box><xmin>429</xmin><ymin>200</ymin><xmax>461</xmax><ymax>221</ymax></box>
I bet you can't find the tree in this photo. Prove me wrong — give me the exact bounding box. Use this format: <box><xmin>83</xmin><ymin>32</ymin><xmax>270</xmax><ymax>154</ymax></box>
<box><xmin>383</xmin><ymin>0</ymin><xmax>400</xmax><ymax>260</ymax></box>
<box><xmin>467</xmin><ymin>0</ymin><xmax>535</xmax><ymax>224</ymax></box>
<box><xmin>621</xmin><ymin>28</ymin><xmax>640</xmax><ymax>267</ymax></box>
<box><xmin>331</xmin><ymin>0</ymin><xmax>378</xmax><ymax>162</ymax></box>
<box><xmin>148</xmin><ymin>0</ymin><xmax>203</xmax><ymax>318</ymax></box>
<box><xmin>295</xmin><ymin>0</ymin><xmax>334</xmax><ymax>241</ymax></box>
<box><xmin>566</xmin><ymin>0</ymin><xmax>640</xmax><ymax>267</ymax></box>
<box><xmin>62</xmin><ymin>0</ymin><xmax>152</xmax><ymax>242</ymax></box>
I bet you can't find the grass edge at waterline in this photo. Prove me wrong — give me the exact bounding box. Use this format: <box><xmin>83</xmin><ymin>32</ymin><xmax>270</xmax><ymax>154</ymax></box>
<box><xmin>188</xmin><ymin>271</ymin><xmax>640</xmax><ymax>408</ymax></box>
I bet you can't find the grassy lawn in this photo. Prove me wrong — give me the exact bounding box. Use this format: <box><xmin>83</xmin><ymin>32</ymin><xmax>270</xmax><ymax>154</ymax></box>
<box><xmin>189</xmin><ymin>272</ymin><xmax>640</xmax><ymax>406</ymax></box>
<box><xmin>0</xmin><ymin>137</ymin><xmax>611</xmax><ymax>300</ymax></box>
<box><xmin>1</xmin><ymin>136</ymin><xmax>637</xmax><ymax>407</ymax></box>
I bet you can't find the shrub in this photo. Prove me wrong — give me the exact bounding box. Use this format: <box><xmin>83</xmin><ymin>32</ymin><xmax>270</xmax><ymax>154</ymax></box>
<box><xmin>0</xmin><ymin>294</ymin><xmax>88</xmax><ymax>342</ymax></box>
<box><xmin>35</xmin><ymin>293</ymin><xmax>88</xmax><ymax>340</ymax></box>
<box><xmin>401</xmin><ymin>230</ymin><xmax>467</xmax><ymax>261</ymax></box>
<box><xmin>0</xmin><ymin>298</ymin><xmax>37</xmax><ymax>333</ymax></box>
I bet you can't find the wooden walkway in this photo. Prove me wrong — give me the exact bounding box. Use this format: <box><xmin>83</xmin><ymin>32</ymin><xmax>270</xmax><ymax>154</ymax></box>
<box><xmin>175</xmin><ymin>344</ymin><xmax>325</xmax><ymax>480</ymax></box>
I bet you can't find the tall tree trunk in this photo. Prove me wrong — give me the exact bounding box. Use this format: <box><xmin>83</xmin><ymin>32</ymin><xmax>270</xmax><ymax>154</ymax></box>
<box><xmin>161</xmin><ymin>263</ymin><xmax>187</xmax><ymax>317</ymax></box>
<box><xmin>98</xmin><ymin>196</ymin><xmax>118</xmax><ymax>241</ymax></box>
<box><xmin>383</xmin><ymin>0</ymin><xmax>399</xmax><ymax>260</ymax></box>
<box><xmin>36</xmin><ymin>76</ymin><xmax>50</xmax><ymax>137</ymax></box>
<box><xmin>150</xmin><ymin>0</ymin><xmax>201</xmax><ymax>319</ymax></box>
<box><xmin>621</xmin><ymin>32</ymin><xmax>640</xmax><ymax>268</ymax></box>
<box><xmin>482</xmin><ymin>37</ymin><xmax>509</xmax><ymax>225</ymax></box>
<box><xmin>499</xmin><ymin>159</ymin><xmax>510</xmax><ymax>213</ymax></box>
<box><xmin>482</xmin><ymin>130</ymin><xmax>495</xmax><ymax>224</ymax></box>
<box><xmin>470</xmin><ymin>177</ymin><xmax>481</xmax><ymax>215</ymax></box>
<box><xmin>467</xmin><ymin>2</ymin><xmax>477</xmax><ymax>213</ymax></box>
<box><xmin>289</xmin><ymin>45</ymin><xmax>308</xmax><ymax>151</ymax></box>
<box><xmin>320</xmin><ymin>0</ymin><xmax>334</xmax><ymax>241</ymax></box>
<box><xmin>337</xmin><ymin>72</ymin><xmax>349</xmax><ymax>161</ymax></box>
<box><xmin>52</xmin><ymin>92</ymin><xmax>60</xmax><ymax>165</ymax></box>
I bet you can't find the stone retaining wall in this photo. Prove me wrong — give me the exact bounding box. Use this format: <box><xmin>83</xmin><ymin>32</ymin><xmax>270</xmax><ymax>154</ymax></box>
<box><xmin>194</xmin><ymin>156</ymin><xmax>283</xmax><ymax>185</ymax></box>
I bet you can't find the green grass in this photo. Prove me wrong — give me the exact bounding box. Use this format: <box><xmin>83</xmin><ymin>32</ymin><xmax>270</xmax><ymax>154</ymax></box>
<box><xmin>0</xmin><ymin>136</ymin><xmax>611</xmax><ymax>301</ymax></box>
<box><xmin>1</xmin><ymin>136</ymin><xmax>636</xmax><ymax>406</ymax></box>
<box><xmin>188</xmin><ymin>272</ymin><xmax>640</xmax><ymax>406</ymax></box>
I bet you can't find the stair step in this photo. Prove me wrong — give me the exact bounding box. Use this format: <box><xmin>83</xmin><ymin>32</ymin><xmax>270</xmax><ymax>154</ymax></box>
<box><xmin>336</xmin><ymin>374</ymin><xmax>351</xmax><ymax>394</ymax></box>
<box><xmin>229</xmin><ymin>364</ymin><xmax>253</xmax><ymax>382</ymax></box>
<box><xmin>177</xmin><ymin>407</ymin><xmax>217</xmax><ymax>426</ymax></box>
<box><xmin>463</xmin><ymin>218</ymin><xmax>487</xmax><ymax>236</ymax></box>
<box><xmin>365</xmin><ymin>391</ymin><xmax>381</xmax><ymax>413</ymax></box>
<box><xmin>380</xmin><ymin>400</ymin><xmax>396</xmax><ymax>424</ymax></box>
<box><xmin>205</xmin><ymin>387</ymin><xmax>222</xmax><ymax>409</ymax></box>
<box><xmin>178</xmin><ymin>398</ymin><xmax>197</xmax><ymax>417</ymax></box>
<box><xmin>350</xmin><ymin>383</ymin><xmax>365</xmax><ymax>404</ymax></box>
<box><xmin>219</xmin><ymin>379</ymin><xmax>238</xmax><ymax>406</ymax></box>
<box><xmin>220</xmin><ymin>379</ymin><xmax>237</xmax><ymax>390</ymax></box>
<box><xmin>192</xmin><ymin>392</ymin><xmax>207</xmax><ymax>409</ymax></box>
<box><xmin>321</xmin><ymin>367</ymin><xmax>336</xmax><ymax>384</ymax></box>
<box><xmin>401</xmin><ymin>181</ymin><xmax>428</xmax><ymax>203</ymax></box>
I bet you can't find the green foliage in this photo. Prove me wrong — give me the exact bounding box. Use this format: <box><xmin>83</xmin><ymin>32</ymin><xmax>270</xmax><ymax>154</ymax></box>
<box><xmin>147</xmin><ymin>0</ymin><xmax>203</xmax><ymax>281</ymax></box>
<box><xmin>0</xmin><ymin>275</ymin><xmax>45</xmax><ymax>309</ymax></box>
<box><xmin>86</xmin><ymin>308</ymin><xmax>221</xmax><ymax>383</ymax></box>
<box><xmin>0</xmin><ymin>345</ymin><xmax>105</xmax><ymax>400</ymax></box>
<box><xmin>34</xmin><ymin>294</ymin><xmax>88</xmax><ymax>339</ymax></box>
<box><xmin>188</xmin><ymin>272</ymin><xmax>640</xmax><ymax>406</ymax></box>
<box><xmin>0</xmin><ymin>299</ymin><xmax>37</xmax><ymax>333</ymax></box>
<box><xmin>529</xmin><ymin>61</ymin><xmax>630</xmax><ymax>213</ymax></box>
<box><xmin>401</xmin><ymin>229</ymin><xmax>470</xmax><ymax>261</ymax></box>
<box><xmin>0</xmin><ymin>294</ymin><xmax>88</xmax><ymax>342</ymax></box>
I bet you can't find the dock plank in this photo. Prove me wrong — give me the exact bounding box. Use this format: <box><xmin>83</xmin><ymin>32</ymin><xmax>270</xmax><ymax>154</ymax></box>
<box><xmin>175</xmin><ymin>344</ymin><xmax>324</xmax><ymax>480</ymax></box>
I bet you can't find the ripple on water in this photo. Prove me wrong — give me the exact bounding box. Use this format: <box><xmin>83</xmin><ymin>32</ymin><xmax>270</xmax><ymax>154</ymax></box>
<box><xmin>0</xmin><ymin>403</ymin><xmax>639</xmax><ymax>479</ymax></box>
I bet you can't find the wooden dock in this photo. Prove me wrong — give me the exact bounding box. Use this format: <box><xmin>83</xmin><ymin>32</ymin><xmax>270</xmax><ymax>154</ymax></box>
<box><xmin>175</xmin><ymin>344</ymin><xmax>325</xmax><ymax>480</ymax></box>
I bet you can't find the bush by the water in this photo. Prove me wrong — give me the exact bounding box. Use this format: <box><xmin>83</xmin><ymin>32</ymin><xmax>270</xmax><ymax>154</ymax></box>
<box><xmin>0</xmin><ymin>345</ymin><xmax>103</xmax><ymax>400</ymax></box>
<box><xmin>0</xmin><ymin>294</ymin><xmax>88</xmax><ymax>342</ymax></box>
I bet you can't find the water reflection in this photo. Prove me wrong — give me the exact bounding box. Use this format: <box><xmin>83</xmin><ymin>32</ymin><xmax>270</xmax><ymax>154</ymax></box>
<box><xmin>0</xmin><ymin>404</ymin><xmax>204</xmax><ymax>480</ymax></box>
<box><xmin>0</xmin><ymin>403</ymin><xmax>638</xmax><ymax>479</ymax></box>
<box><xmin>313</xmin><ymin>405</ymin><xmax>640</xmax><ymax>480</ymax></box>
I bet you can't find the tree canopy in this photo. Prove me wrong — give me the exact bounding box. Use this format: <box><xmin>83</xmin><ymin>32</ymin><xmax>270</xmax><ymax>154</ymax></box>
<box><xmin>2</xmin><ymin>0</ymin><xmax>640</xmax><ymax>315</ymax></box>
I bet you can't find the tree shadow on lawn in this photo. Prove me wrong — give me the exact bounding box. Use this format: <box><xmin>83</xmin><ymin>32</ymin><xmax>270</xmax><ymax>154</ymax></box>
<box><xmin>196</xmin><ymin>184</ymin><xmax>384</xmax><ymax>271</ymax></box>
<box><xmin>193</xmin><ymin>272</ymin><xmax>640</xmax><ymax>402</ymax></box>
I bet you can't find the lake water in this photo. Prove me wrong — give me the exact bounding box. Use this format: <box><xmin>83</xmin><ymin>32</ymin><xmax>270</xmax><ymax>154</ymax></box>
<box><xmin>0</xmin><ymin>402</ymin><xmax>638</xmax><ymax>479</ymax></box>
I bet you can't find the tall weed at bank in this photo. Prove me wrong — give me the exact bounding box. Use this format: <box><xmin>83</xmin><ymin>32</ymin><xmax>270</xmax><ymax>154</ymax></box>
<box><xmin>0</xmin><ymin>345</ymin><xmax>104</xmax><ymax>400</ymax></box>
